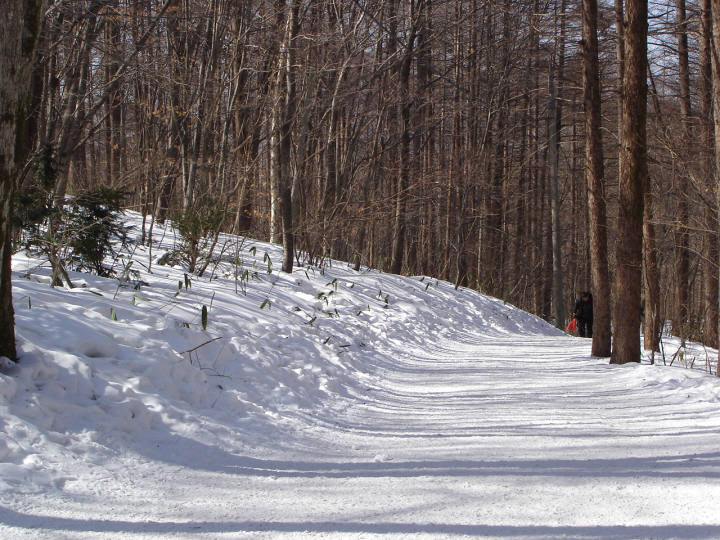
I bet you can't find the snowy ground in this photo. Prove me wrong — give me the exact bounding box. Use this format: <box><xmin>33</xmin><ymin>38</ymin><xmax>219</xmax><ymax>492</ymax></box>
<box><xmin>1</xmin><ymin>213</ymin><xmax>720</xmax><ymax>539</ymax></box>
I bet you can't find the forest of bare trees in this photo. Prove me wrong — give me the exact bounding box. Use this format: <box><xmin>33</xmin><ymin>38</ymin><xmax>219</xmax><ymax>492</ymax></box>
<box><xmin>4</xmin><ymin>0</ymin><xmax>720</xmax><ymax>368</ymax></box>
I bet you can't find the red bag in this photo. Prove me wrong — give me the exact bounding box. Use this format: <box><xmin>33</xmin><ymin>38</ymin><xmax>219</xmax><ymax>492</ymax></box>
<box><xmin>566</xmin><ymin>318</ymin><xmax>578</xmax><ymax>333</ymax></box>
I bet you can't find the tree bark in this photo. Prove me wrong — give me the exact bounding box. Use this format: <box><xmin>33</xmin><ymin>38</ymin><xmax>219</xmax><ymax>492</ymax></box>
<box><xmin>549</xmin><ymin>65</ymin><xmax>565</xmax><ymax>329</ymax></box>
<box><xmin>611</xmin><ymin>0</ymin><xmax>647</xmax><ymax>365</ymax></box>
<box><xmin>615</xmin><ymin>0</ymin><xmax>625</xmax><ymax>101</ymax></box>
<box><xmin>643</xmin><ymin>184</ymin><xmax>661</xmax><ymax>354</ymax></box>
<box><xmin>0</xmin><ymin>0</ymin><xmax>45</xmax><ymax>361</ymax></box>
<box><xmin>391</xmin><ymin>0</ymin><xmax>420</xmax><ymax>276</ymax></box>
<box><xmin>274</xmin><ymin>0</ymin><xmax>299</xmax><ymax>274</ymax></box>
<box><xmin>711</xmin><ymin>0</ymin><xmax>720</xmax><ymax>375</ymax></box>
<box><xmin>582</xmin><ymin>0</ymin><xmax>611</xmax><ymax>357</ymax></box>
<box><xmin>700</xmin><ymin>0</ymin><xmax>718</xmax><ymax>348</ymax></box>
<box><xmin>673</xmin><ymin>0</ymin><xmax>691</xmax><ymax>344</ymax></box>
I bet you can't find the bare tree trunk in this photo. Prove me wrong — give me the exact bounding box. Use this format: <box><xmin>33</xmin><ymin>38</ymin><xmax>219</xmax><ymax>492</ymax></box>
<box><xmin>0</xmin><ymin>0</ymin><xmax>45</xmax><ymax>361</ymax></box>
<box><xmin>582</xmin><ymin>0</ymin><xmax>611</xmax><ymax>356</ymax></box>
<box><xmin>548</xmin><ymin>62</ymin><xmax>565</xmax><ymax>329</ymax></box>
<box><xmin>549</xmin><ymin>0</ymin><xmax>566</xmax><ymax>330</ymax></box>
<box><xmin>229</xmin><ymin>2</ymin><xmax>259</xmax><ymax>235</ymax></box>
<box><xmin>711</xmin><ymin>1</ymin><xmax>720</xmax><ymax>375</ymax></box>
<box><xmin>643</xmin><ymin>185</ymin><xmax>661</xmax><ymax>354</ymax></box>
<box><xmin>445</xmin><ymin>4</ymin><xmax>462</xmax><ymax>282</ymax></box>
<box><xmin>106</xmin><ymin>17</ymin><xmax>123</xmax><ymax>184</ymax></box>
<box><xmin>641</xmin><ymin>56</ymin><xmax>662</xmax><ymax>355</ymax></box>
<box><xmin>615</xmin><ymin>0</ymin><xmax>625</xmax><ymax>101</ymax></box>
<box><xmin>611</xmin><ymin>0</ymin><xmax>647</xmax><ymax>365</ymax></box>
<box><xmin>273</xmin><ymin>0</ymin><xmax>299</xmax><ymax>274</ymax></box>
<box><xmin>700</xmin><ymin>0</ymin><xmax>718</xmax><ymax>348</ymax></box>
<box><xmin>268</xmin><ymin>3</ymin><xmax>286</xmax><ymax>246</ymax></box>
<box><xmin>673</xmin><ymin>0</ymin><xmax>691</xmax><ymax>344</ymax></box>
<box><xmin>269</xmin><ymin>91</ymin><xmax>282</xmax><ymax>244</ymax></box>
<box><xmin>549</xmin><ymin>65</ymin><xmax>565</xmax><ymax>329</ymax></box>
<box><xmin>391</xmin><ymin>0</ymin><xmax>420</xmax><ymax>276</ymax></box>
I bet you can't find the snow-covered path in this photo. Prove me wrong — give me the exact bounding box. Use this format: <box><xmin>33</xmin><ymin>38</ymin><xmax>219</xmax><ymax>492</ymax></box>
<box><xmin>3</xmin><ymin>331</ymin><xmax>720</xmax><ymax>539</ymax></box>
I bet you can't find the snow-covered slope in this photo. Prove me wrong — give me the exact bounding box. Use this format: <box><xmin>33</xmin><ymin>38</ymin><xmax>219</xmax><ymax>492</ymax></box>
<box><xmin>2</xmin><ymin>213</ymin><xmax>560</xmax><ymax>490</ymax></box>
<box><xmin>2</xmin><ymin>212</ymin><xmax>720</xmax><ymax>539</ymax></box>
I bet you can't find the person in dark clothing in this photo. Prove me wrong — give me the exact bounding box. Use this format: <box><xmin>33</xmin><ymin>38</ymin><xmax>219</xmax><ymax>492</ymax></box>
<box><xmin>572</xmin><ymin>292</ymin><xmax>593</xmax><ymax>338</ymax></box>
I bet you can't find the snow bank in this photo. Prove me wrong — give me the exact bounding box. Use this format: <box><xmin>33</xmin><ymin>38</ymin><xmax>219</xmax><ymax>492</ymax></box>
<box><xmin>2</xmin><ymin>210</ymin><xmax>719</xmax><ymax>509</ymax></box>
<box><xmin>1</xmin><ymin>212</ymin><xmax>563</xmax><ymax>493</ymax></box>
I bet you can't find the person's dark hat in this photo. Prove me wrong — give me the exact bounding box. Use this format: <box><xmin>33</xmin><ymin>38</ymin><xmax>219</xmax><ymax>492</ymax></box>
<box><xmin>581</xmin><ymin>291</ymin><xmax>590</xmax><ymax>298</ymax></box>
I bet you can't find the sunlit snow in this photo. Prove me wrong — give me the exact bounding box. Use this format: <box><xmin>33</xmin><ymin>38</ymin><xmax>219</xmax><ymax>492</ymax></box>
<box><xmin>1</xmin><ymin>212</ymin><xmax>719</xmax><ymax>539</ymax></box>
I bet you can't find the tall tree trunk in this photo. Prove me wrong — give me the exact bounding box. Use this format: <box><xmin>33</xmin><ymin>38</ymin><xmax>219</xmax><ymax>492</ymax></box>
<box><xmin>674</xmin><ymin>0</ymin><xmax>691</xmax><ymax>344</ymax></box>
<box><xmin>550</xmin><ymin>0</ymin><xmax>567</xmax><ymax>329</ymax></box>
<box><xmin>549</xmin><ymin>65</ymin><xmax>565</xmax><ymax>329</ymax></box>
<box><xmin>0</xmin><ymin>0</ymin><xmax>45</xmax><ymax>361</ymax></box>
<box><xmin>611</xmin><ymin>0</ymin><xmax>647</xmax><ymax>365</ymax></box>
<box><xmin>106</xmin><ymin>18</ymin><xmax>123</xmax><ymax>184</ymax></box>
<box><xmin>643</xmin><ymin>184</ymin><xmax>661</xmax><ymax>354</ymax></box>
<box><xmin>615</xmin><ymin>0</ymin><xmax>625</xmax><ymax>102</ymax></box>
<box><xmin>700</xmin><ymin>0</ymin><xmax>718</xmax><ymax>348</ymax></box>
<box><xmin>641</xmin><ymin>49</ymin><xmax>661</xmax><ymax>354</ymax></box>
<box><xmin>276</xmin><ymin>0</ymin><xmax>299</xmax><ymax>274</ymax></box>
<box><xmin>269</xmin><ymin>92</ymin><xmax>282</xmax><ymax>245</ymax></box>
<box><xmin>711</xmin><ymin>1</ymin><xmax>720</xmax><ymax>375</ymax></box>
<box><xmin>582</xmin><ymin>0</ymin><xmax>611</xmax><ymax>357</ymax></box>
<box><xmin>391</xmin><ymin>0</ymin><xmax>420</xmax><ymax>275</ymax></box>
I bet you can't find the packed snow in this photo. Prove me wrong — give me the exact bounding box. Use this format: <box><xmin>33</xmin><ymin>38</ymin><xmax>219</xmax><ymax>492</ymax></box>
<box><xmin>1</xmin><ymin>212</ymin><xmax>720</xmax><ymax>539</ymax></box>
